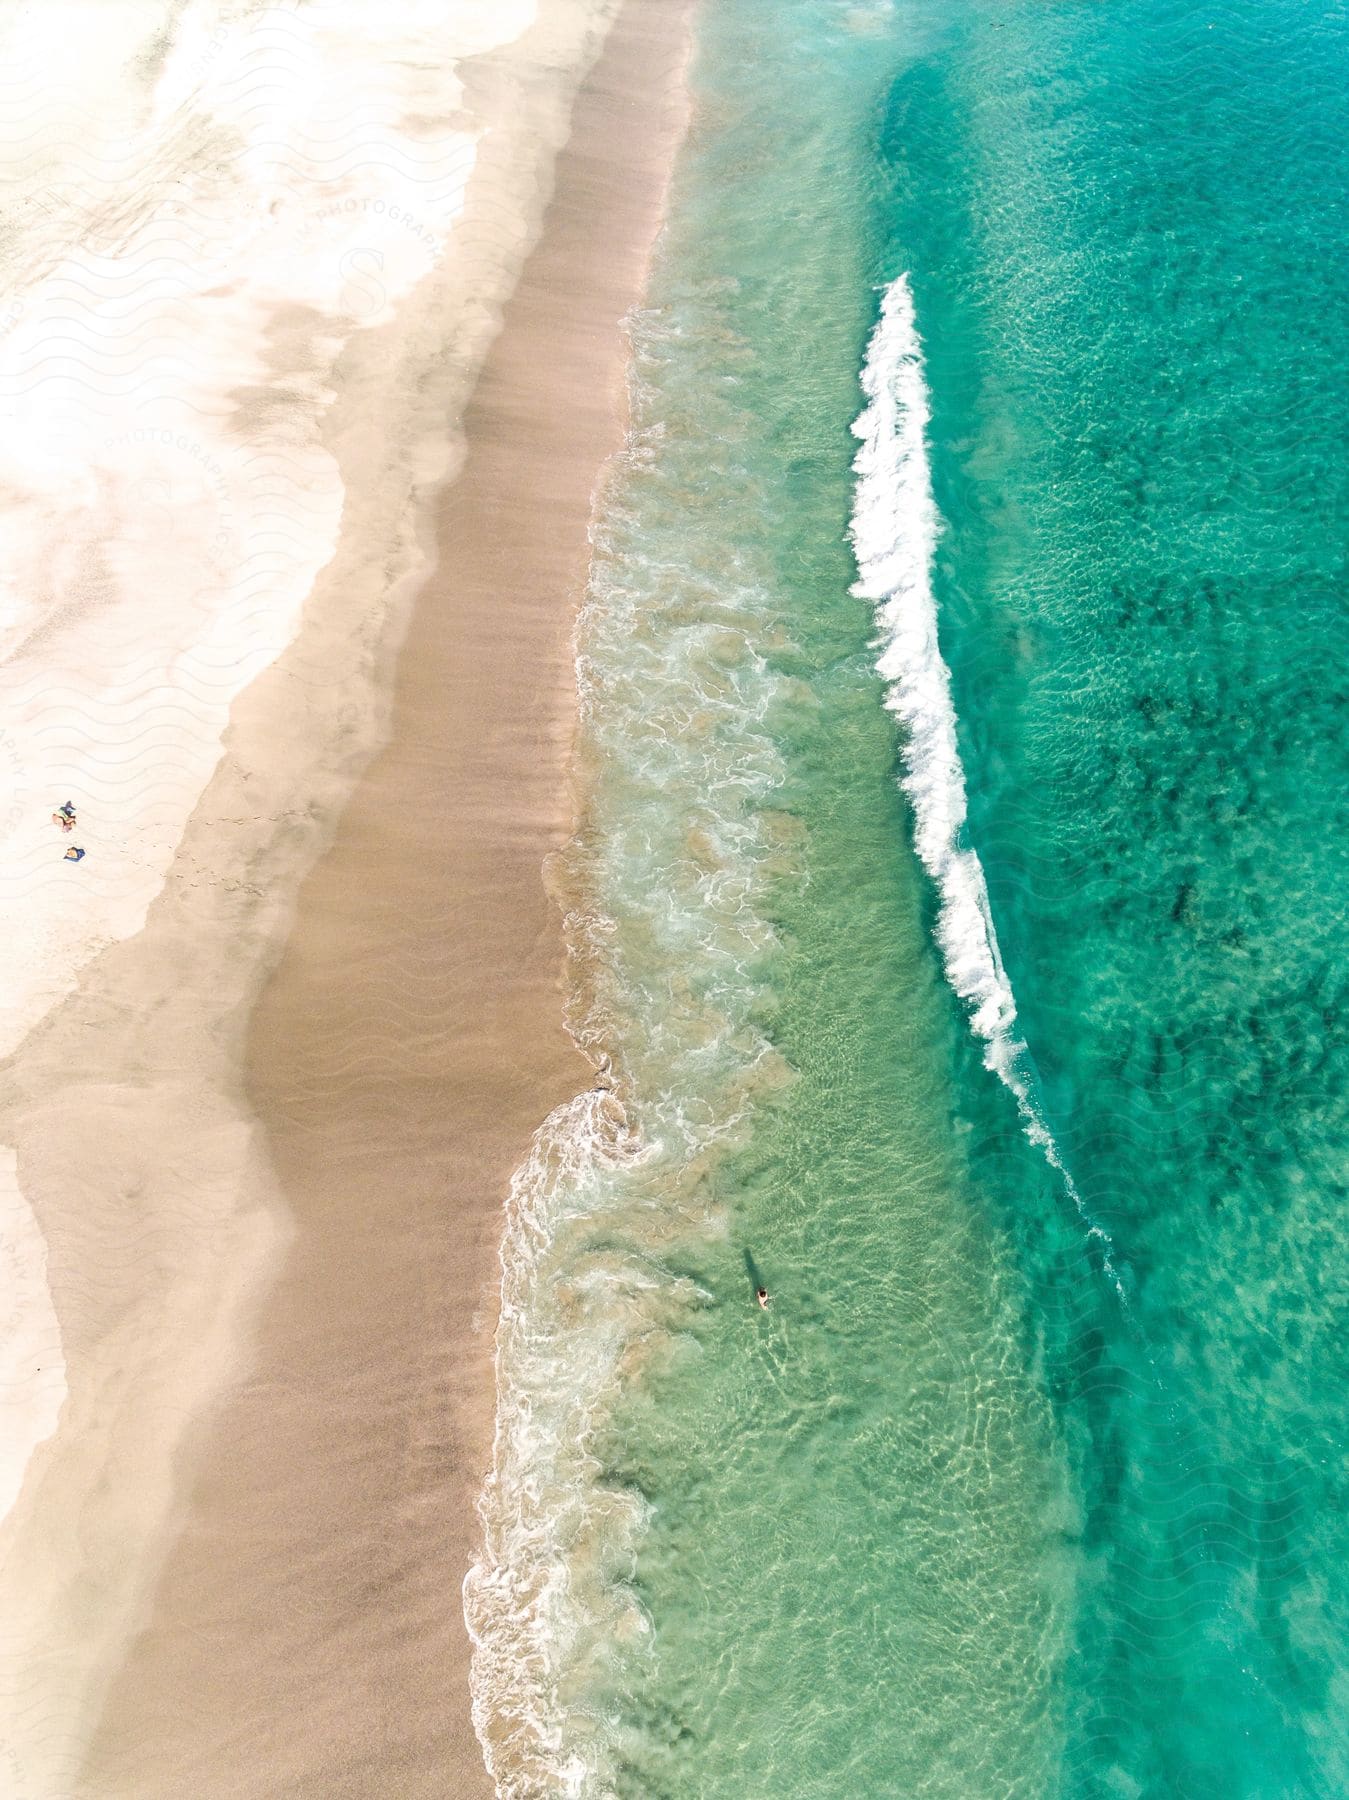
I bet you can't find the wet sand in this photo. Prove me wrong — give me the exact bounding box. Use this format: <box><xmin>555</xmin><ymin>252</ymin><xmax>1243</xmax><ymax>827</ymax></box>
<box><xmin>80</xmin><ymin>1</ymin><xmax>693</xmax><ymax>1794</ymax></box>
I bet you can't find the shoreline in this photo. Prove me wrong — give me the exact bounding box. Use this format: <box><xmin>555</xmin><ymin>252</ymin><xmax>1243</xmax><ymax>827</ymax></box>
<box><xmin>0</xmin><ymin>6</ymin><xmax>630</xmax><ymax>1792</ymax></box>
<box><xmin>78</xmin><ymin>2</ymin><xmax>695</xmax><ymax>1794</ymax></box>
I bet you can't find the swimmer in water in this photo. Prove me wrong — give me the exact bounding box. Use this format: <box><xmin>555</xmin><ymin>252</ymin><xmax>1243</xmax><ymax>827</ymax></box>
<box><xmin>756</xmin><ymin>1288</ymin><xmax>770</xmax><ymax>1310</ymax></box>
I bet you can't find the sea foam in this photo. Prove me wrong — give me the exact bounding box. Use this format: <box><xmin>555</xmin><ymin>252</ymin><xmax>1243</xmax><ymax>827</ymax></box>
<box><xmin>465</xmin><ymin>1078</ymin><xmax>656</xmax><ymax>1800</ymax></box>
<box><xmin>851</xmin><ymin>276</ymin><xmax>1120</xmax><ymax>1285</ymax></box>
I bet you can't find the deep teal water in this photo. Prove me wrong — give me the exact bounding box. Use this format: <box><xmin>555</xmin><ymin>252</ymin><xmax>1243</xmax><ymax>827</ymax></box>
<box><xmin>474</xmin><ymin>0</ymin><xmax>1349</xmax><ymax>1792</ymax></box>
<box><xmin>887</xmin><ymin>0</ymin><xmax>1349</xmax><ymax>1789</ymax></box>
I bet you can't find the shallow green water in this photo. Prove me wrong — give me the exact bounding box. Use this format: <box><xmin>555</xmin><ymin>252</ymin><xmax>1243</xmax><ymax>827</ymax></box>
<box><xmin>473</xmin><ymin>0</ymin><xmax>1349</xmax><ymax>1792</ymax></box>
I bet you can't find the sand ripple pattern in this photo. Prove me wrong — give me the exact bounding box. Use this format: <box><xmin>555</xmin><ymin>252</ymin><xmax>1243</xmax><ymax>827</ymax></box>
<box><xmin>0</xmin><ymin>0</ymin><xmax>486</xmax><ymax>1059</ymax></box>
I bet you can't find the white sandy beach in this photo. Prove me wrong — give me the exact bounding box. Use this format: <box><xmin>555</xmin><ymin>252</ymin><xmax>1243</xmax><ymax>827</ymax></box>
<box><xmin>0</xmin><ymin>0</ymin><xmax>648</xmax><ymax>1791</ymax></box>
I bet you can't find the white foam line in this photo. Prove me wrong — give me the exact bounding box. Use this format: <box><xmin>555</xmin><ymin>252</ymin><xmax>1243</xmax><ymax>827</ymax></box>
<box><xmin>465</xmin><ymin>1080</ymin><xmax>655</xmax><ymax>1800</ymax></box>
<box><xmin>850</xmin><ymin>275</ymin><xmax>1122</xmax><ymax>1292</ymax></box>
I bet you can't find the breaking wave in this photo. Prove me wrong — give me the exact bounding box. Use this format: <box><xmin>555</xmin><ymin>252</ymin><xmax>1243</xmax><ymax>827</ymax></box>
<box><xmin>850</xmin><ymin>275</ymin><xmax>1121</xmax><ymax>1289</ymax></box>
<box><xmin>463</xmin><ymin>1064</ymin><xmax>656</xmax><ymax>1800</ymax></box>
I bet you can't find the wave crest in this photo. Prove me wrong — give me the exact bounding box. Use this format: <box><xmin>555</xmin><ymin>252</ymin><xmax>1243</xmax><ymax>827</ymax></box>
<box><xmin>851</xmin><ymin>275</ymin><xmax>1122</xmax><ymax>1287</ymax></box>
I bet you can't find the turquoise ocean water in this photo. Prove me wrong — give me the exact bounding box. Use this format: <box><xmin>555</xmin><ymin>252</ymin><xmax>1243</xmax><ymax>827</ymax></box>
<box><xmin>467</xmin><ymin>0</ymin><xmax>1349</xmax><ymax>1792</ymax></box>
